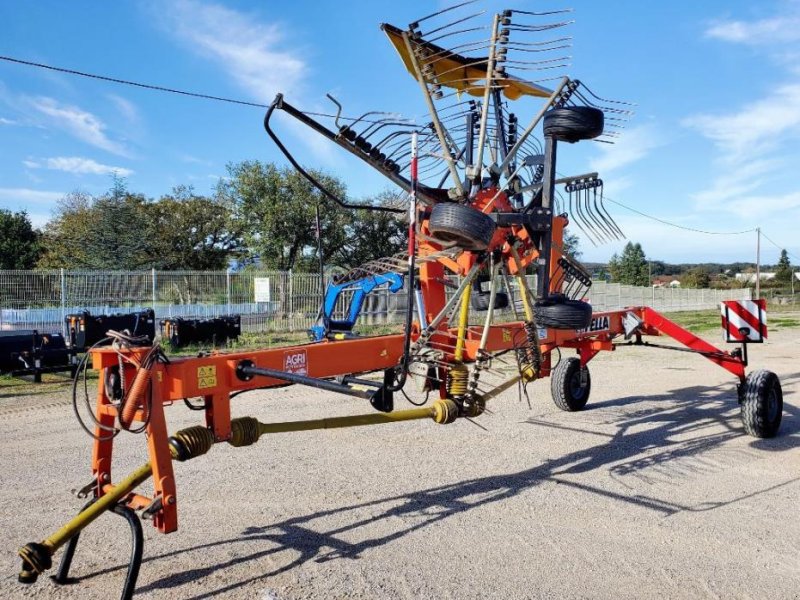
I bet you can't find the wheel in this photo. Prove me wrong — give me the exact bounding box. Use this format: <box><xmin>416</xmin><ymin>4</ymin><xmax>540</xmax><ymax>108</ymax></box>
<box><xmin>428</xmin><ymin>202</ymin><xmax>496</xmax><ymax>251</ymax></box>
<box><xmin>533</xmin><ymin>294</ymin><xmax>593</xmax><ymax>330</ymax></box>
<box><xmin>740</xmin><ymin>370</ymin><xmax>783</xmax><ymax>438</ymax></box>
<box><xmin>551</xmin><ymin>357</ymin><xmax>590</xmax><ymax>411</ymax></box>
<box><xmin>543</xmin><ymin>106</ymin><xmax>604</xmax><ymax>143</ymax></box>
<box><xmin>471</xmin><ymin>291</ymin><xmax>509</xmax><ymax>311</ymax></box>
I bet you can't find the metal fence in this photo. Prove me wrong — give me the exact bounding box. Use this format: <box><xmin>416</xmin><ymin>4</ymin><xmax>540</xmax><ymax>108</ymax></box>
<box><xmin>0</xmin><ymin>269</ymin><xmax>752</xmax><ymax>335</ymax></box>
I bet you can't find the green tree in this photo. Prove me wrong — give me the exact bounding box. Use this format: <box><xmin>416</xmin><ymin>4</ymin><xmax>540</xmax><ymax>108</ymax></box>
<box><xmin>39</xmin><ymin>179</ymin><xmax>239</xmax><ymax>270</ymax></box>
<box><xmin>608</xmin><ymin>242</ymin><xmax>649</xmax><ymax>286</ymax></box>
<box><xmin>562</xmin><ymin>231</ymin><xmax>582</xmax><ymax>261</ymax></box>
<box><xmin>146</xmin><ymin>186</ymin><xmax>239</xmax><ymax>270</ymax></box>
<box><xmin>774</xmin><ymin>249</ymin><xmax>792</xmax><ymax>286</ymax></box>
<box><xmin>681</xmin><ymin>267</ymin><xmax>711</xmax><ymax>289</ymax></box>
<box><xmin>219</xmin><ymin>161</ymin><xmax>350</xmax><ymax>271</ymax></box>
<box><xmin>38</xmin><ymin>191</ymin><xmax>97</xmax><ymax>268</ymax></box>
<box><xmin>333</xmin><ymin>190</ymin><xmax>408</xmax><ymax>269</ymax></box>
<box><xmin>39</xmin><ymin>180</ymin><xmax>151</xmax><ymax>269</ymax></box>
<box><xmin>0</xmin><ymin>209</ymin><xmax>40</xmax><ymax>269</ymax></box>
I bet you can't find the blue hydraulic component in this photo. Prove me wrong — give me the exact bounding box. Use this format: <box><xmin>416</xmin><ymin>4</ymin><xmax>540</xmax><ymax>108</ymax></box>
<box><xmin>309</xmin><ymin>272</ymin><xmax>405</xmax><ymax>341</ymax></box>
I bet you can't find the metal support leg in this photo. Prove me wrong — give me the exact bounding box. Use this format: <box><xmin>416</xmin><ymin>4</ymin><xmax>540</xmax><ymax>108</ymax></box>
<box><xmin>52</xmin><ymin>502</ymin><xmax>144</xmax><ymax>600</ymax></box>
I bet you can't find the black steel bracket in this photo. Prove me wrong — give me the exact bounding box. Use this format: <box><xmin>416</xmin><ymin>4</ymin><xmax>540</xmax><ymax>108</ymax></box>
<box><xmin>53</xmin><ymin>501</ymin><xmax>143</xmax><ymax>600</ymax></box>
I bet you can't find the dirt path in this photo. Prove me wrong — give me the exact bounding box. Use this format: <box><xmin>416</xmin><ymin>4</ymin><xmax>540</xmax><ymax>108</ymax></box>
<box><xmin>1</xmin><ymin>327</ymin><xmax>798</xmax><ymax>599</ymax></box>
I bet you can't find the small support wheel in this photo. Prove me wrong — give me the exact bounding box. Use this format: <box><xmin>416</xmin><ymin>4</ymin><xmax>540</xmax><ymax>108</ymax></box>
<box><xmin>428</xmin><ymin>202</ymin><xmax>496</xmax><ymax>251</ymax></box>
<box><xmin>551</xmin><ymin>356</ymin><xmax>590</xmax><ymax>411</ymax></box>
<box><xmin>740</xmin><ymin>369</ymin><xmax>783</xmax><ymax>438</ymax></box>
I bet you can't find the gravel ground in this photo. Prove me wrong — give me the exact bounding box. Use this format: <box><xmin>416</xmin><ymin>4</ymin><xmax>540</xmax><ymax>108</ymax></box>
<box><xmin>1</xmin><ymin>326</ymin><xmax>798</xmax><ymax>599</ymax></box>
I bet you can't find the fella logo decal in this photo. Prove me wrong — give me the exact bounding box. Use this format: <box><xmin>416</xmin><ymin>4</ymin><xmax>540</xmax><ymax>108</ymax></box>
<box><xmin>283</xmin><ymin>349</ymin><xmax>308</xmax><ymax>375</ymax></box>
<box><xmin>578</xmin><ymin>316</ymin><xmax>610</xmax><ymax>334</ymax></box>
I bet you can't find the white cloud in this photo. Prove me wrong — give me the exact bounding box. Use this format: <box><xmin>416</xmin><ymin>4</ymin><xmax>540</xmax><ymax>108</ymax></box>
<box><xmin>589</xmin><ymin>125</ymin><xmax>662</xmax><ymax>174</ymax></box>
<box><xmin>161</xmin><ymin>0</ymin><xmax>306</xmax><ymax>102</ymax></box>
<box><xmin>690</xmin><ymin>158</ymin><xmax>783</xmax><ymax>206</ymax></box>
<box><xmin>27</xmin><ymin>97</ymin><xmax>128</xmax><ymax>156</ymax></box>
<box><xmin>0</xmin><ymin>117</ymin><xmax>18</xmax><ymax>125</ymax></box>
<box><xmin>107</xmin><ymin>94</ymin><xmax>140</xmax><ymax>123</ymax></box>
<box><xmin>23</xmin><ymin>156</ymin><xmax>134</xmax><ymax>177</ymax></box>
<box><xmin>682</xmin><ymin>83</ymin><xmax>800</xmax><ymax>163</ymax></box>
<box><xmin>726</xmin><ymin>190</ymin><xmax>800</xmax><ymax>219</ymax></box>
<box><xmin>706</xmin><ymin>15</ymin><xmax>800</xmax><ymax>45</ymax></box>
<box><xmin>0</xmin><ymin>188</ymin><xmax>64</xmax><ymax>206</ymax></box>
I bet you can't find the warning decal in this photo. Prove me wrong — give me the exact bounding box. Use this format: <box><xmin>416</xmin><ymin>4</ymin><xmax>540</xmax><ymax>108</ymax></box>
<box><xmin>197</xmin><ymin>365</ymin><xmax>217</xmax><ymax>389</ymax></box>
<box><xmin>283</xmin><ymin>349</ymin><xmax>308</xmax><ymax>375</ymax></box>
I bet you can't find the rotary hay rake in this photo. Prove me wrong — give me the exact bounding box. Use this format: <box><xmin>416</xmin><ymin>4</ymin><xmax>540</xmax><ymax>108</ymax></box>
<box><xmin>18</xmin><ymin>3</ymin><xmax>784</xmax><ymax>598</ymax></box>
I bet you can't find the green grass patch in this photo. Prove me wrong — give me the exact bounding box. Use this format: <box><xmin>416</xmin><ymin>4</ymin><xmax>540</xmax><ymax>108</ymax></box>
<box><xmin>665</xmin><ymin>310</ymin><xmax>721</xmax><ymax>333</ymax></box>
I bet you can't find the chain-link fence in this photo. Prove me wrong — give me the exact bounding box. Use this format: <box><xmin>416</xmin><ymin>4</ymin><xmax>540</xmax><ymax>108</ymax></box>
<box><xmin>0</xmin><ymin>269</ymin><xmax>752</xmax><ymax>335</ymax></box>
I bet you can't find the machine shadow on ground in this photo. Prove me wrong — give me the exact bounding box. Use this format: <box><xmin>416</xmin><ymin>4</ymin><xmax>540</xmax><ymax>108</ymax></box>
<box><xmin>65</xmin><ymin>376</ymin><xmax>800</xmax><ymax>599</ymax></box>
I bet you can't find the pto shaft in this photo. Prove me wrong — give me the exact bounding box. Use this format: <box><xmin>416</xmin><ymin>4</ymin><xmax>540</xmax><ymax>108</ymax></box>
<box><xmin>18</xmin><ymin>400</ymin><xmax>459</xmax><ymax>583</ymax></box>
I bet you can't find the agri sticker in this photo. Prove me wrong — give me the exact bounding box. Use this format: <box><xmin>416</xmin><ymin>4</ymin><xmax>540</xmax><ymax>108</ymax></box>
<box><xmin>283</xmin><ymin>349</ymin><xmax>308</xmax><ymax>375</ymax></box>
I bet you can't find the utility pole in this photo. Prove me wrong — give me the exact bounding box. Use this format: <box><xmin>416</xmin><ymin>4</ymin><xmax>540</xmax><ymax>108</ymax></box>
<box><xmin>755</xmin><ymin>227</ymin><xmax>761</xmax><ymax>299</ymax></box>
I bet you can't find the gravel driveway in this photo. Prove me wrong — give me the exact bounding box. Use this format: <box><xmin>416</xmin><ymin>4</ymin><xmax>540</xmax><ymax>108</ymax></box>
<box><xmin>1</xmin><ymin>326</ymin><xmax>798</xmax><ymax>599</ymax></box>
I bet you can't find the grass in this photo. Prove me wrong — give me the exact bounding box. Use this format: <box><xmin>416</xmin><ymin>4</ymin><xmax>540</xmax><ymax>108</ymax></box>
<box><xmin>667</xmin><ymin>308</ymin><xmax>800</xmax><ymax>333</ymax></box>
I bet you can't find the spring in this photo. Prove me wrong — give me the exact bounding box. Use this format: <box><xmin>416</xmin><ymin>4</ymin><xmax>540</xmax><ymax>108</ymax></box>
<box><xmin>229</xmin><ymin>417</ymin><xmax>261</xmax><ymax>448</ymax></box>
<box><xmin>446</xmin><ymin>362</ymin><xmax>469</xmax><ymax>398</ymax></box>
<box><xmin>169</xmin><ymin>426</ymin><xmax>215</xmax><ymax>462</ymax></box>
<box><xmin>118</xmin><ymin>367</ymin><xmax>152</xmax><ymax>429</ymax></box>
<box><xmin>514</xmin><ymin>321</ymin><xmax>541</xmax><ymax>382</ymax></box>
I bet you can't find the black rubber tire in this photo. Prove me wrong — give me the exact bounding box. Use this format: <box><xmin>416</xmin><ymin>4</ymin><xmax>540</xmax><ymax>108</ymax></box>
<box><xmin>741</xmin><ymin>369</ymin><xmax>783</xmax><ymax>438</ymax></box>
<box><xmin>428</xmin><ymin>203</ymin><xmax>496</xmax><ymax>251</ymax></box>
<box><xmin>551</xmin><ymin>357</ymin><xmax>590</xmax><ymax>411</ymax></box>
<box><xmin>471</xmin><ymin>291</ymin><xmax>509</xmax><ymax>311</ymax></box>
<box><xmin>533</xmin><ymin>294</ymin><xmax>593</xmax><ymax>330</ymax></box>
<box><xmin>543</xmin><ymin>106</ymin><xmax>604</xmax><ymax>143</ymax></box>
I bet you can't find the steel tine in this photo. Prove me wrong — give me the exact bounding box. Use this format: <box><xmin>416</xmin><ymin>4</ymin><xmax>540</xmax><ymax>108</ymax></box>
<box><xmin>600</xmin><ymin>185</ymin><xmax>625</xmax><ymax>239</ymax></box>
<box><xmin>509</xmin><ymin>8</ymin><xmax>575</xmax><ymax>17</ymax></box>
<box><xmin>571</xmin><ymin>188</ymin><xmax>598</xmax><ymax>246</ymax></box>
<box><xmin>420</xmin><ymin>10</ymin><xmax>487</xmax><ymax>38</ymax></box>
<box><xmin>592</xmin><ymin>185</ymin><xmax>620</xmax><ymax>240</ymax></box>
<box><xmin>584</xmin><ymin>187</ymin><xmax>609</xmax><ymax>243</ymax></box>
<box><xmin>589</xmin><ymin>185</ymin><xmax>616</xmax><ymax>240</ymax></box>
<box><xmin>411</xmin><ymin>0</ymin><xmax>481</xmax><ymax>27</ymax></box>
<box><xmin>427</xmin><ymin>25</ymin><xmax>489</xmax><ymax>45</ymax></box>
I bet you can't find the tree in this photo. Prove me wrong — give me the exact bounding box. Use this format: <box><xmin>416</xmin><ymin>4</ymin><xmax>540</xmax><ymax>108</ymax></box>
<box><xmin>0</xmin><ymin>209</ymin><xmax>40</xmax><ymax>269</ymax></box>
<box><xmin>333</xmin><ymin>190</ymin><xmax>408</xmax><ymax>269</ymax></box>
<box><xmin>774</xmin><ymin>249</ymin><xmax>793</xmax><ymax>286</ymax></box>
<box><xmin>219</xmin><ymin>161</ymin><xmax>350</xmax><ymax>271</ymax></box>
<box><xmin>39</xmin><ymin>179</ymin><xmax>239</xmax><ymax>270</ymax></box>
<box><xmin>146</xmin><ymin>186</ymin><xmax>239</xmax><ymax>270</ymax></box>
<box><xmin>608</xmin><ymin>241</ymin><xmax>649</xmax><ymax>286</ymax></box>
<box><xmin>681</xmin><ymin>267</ymin><xmax>711</xmax><ymax>289</ymax></box>
<box><xmin>38</xmin><ymin>191</ymin><xmax>97</xmax><ymax>268</ymax></box>
<box><xmin>562</xmin><ymin>231</ymin><xmax>582</xmax><ymax>261</ymax></box>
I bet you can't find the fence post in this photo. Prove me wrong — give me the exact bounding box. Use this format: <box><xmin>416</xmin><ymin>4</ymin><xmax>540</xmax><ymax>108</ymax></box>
<box><xmin>60</xmin><ymin>268</ymin><xmax>66</xmax><ymax>336</ymax></box>
<box><xmin>226</xmin><ymin>268</ymin><xmax>231</xmax><ymax>315</ymax></box>
<box><xmin>151</xmin><ymin>268</ymin><xmax>157</xmax><ymax>312</ymax></box>
<box><xmin>288</xmin><ymin>270</ymin><xmax>294</xmax><ymax>331</ymax></box>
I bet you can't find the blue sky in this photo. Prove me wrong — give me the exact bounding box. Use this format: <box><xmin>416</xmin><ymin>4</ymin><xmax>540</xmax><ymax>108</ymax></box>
<box><xmin>1</xmin><ymin>0</ymin><xmax>800</xmax><ymax>265</ymax></box>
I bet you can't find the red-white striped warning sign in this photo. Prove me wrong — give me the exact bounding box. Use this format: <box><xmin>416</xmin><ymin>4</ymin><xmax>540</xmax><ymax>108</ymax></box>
<box><xmin>720</xmin><ymin>299</ymin><xmax>767</xmax><ymax>343</ymax></box>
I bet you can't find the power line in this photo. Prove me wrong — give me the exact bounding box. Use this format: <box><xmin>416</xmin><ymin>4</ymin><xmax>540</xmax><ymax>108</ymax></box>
<box><xmin>602</xmin><ymin>194</ymin><xmax>757</xmax><ymax>236</ymax></box>
<box><xmin>0</xmin><ymin>54</ymin><xmax>395</xmax><ymax>124</ymax></box>
<box><xmin>760</xmin><ymin>229</ymin><xmax>800</xmax><ymax>262</ymax></box>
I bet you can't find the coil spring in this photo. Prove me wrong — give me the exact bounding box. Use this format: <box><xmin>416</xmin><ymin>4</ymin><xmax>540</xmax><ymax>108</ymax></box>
<box><xmin>446</xmin><ymin>362</ymin><xmax>469</xmax><ymax>399</ymax></box>
<box><xmin>229</xmin><ymin>417</ymin><xmax>261</xmax><ymax>448</ymax></box>
<box><xmin>515</xmin><ymin>321</ymin><xmax>541</xmax><ymax>382</ymax></box>
<box><xmin>118</xmin><ymin>367</ymin><xmax>152</xmax><ymax>429</ymax></box>
<box><xmin>169</xmin><ymin>426</ymin><xmax>215</xmax><ymax>462</ymax></box>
